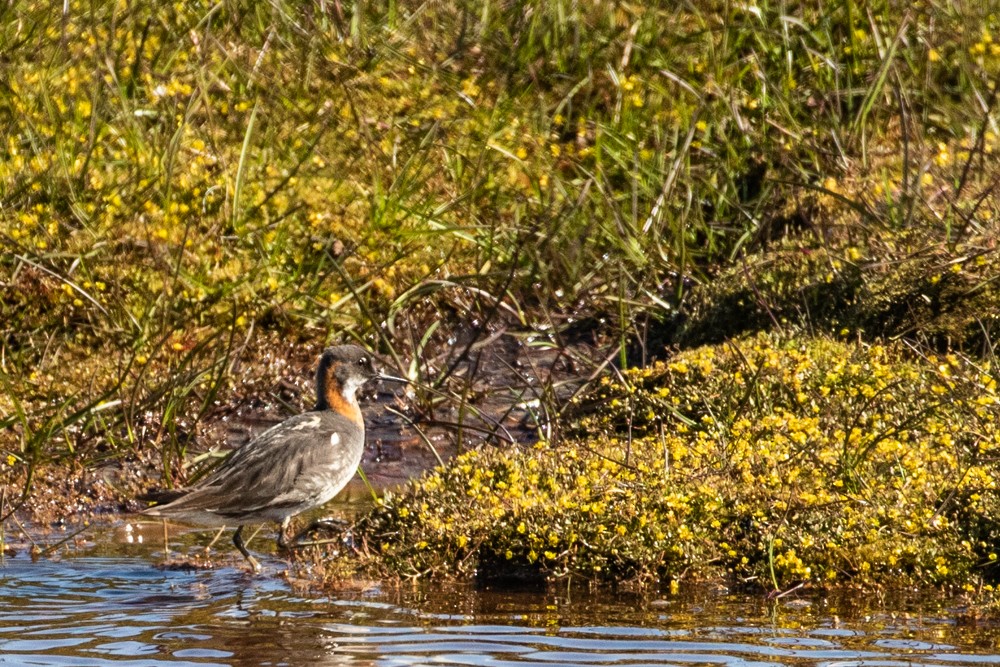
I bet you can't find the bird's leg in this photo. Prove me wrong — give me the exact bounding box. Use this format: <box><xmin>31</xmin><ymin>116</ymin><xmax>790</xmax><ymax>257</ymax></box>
<box><xmin>288</xmin><ymin>516</ymin><xmax>350</xmax><ymax>547</ymax></box>
<box><xmin>232</xmin><ymin>525</ymin><xmax>261</xmax><ymax>572</ymax></box>
<box><xmin>276</xmin><ymin>517</ymin><xmax>293</xmax><ymax>550</ymax></box>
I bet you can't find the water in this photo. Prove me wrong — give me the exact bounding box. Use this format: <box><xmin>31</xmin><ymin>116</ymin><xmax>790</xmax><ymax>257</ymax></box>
<box><xmin>2</xmin><ymin>524</ymin><xmax>1000</xmax><ymax>667</ymax></box>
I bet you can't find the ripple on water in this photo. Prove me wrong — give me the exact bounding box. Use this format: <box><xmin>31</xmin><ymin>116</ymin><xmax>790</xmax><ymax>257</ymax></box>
<box><xmin>2</xmin><ymin>542</ymin><xmax>1000</xmax><ymax>667</ymax></box>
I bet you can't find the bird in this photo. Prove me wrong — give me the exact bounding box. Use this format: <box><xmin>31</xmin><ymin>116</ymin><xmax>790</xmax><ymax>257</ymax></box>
<box><xmin>139</xmin><ymin>344</ymin><xmax>404</xmax><ymax>571</ymax></box>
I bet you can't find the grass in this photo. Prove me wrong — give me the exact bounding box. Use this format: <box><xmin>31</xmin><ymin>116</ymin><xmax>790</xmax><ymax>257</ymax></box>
<box><xmin>1</xmin><ymin>0</ymin><xmax>999</xmax><ymax>597</ymax></box>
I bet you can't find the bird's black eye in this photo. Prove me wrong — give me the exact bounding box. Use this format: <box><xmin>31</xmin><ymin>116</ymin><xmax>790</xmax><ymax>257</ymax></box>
<box><xmin>357</xmin><ymin>357</ymin><xmax>368</xmax><ymax>366</ymax></box>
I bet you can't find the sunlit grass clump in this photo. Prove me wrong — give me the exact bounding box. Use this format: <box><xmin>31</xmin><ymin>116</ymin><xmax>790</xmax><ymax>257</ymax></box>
<box><xmin>332</xmin><ymin>335</ymin><xmax>999</xmax><ymax>592</ymax></box>
<box><xmin>677</xmin><ymin>227</ymin><xmax>1000</xmax><ymax>351</ymax></box>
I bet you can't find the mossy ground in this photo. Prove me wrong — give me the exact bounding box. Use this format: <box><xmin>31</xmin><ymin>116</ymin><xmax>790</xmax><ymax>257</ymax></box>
<box><xmin>675</xmin><ymin>226</ymin><xmax>1000</xmax><ymax>352</ymax></box>
<box><xmin>308</xmin><ymin>335</ymin><xmax>999</xmax><ymax>602</ymax></box>
<box><xmin>2</xmin><ymin>1</ymin><xmax>1000</xmax><ymax>605</ymax></box>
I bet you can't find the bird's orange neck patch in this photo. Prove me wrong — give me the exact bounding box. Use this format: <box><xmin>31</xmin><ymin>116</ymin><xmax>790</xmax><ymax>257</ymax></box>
<box><xmin>323</xmin><ymin>376</ymin><xmax>363</xmax><ymax>426</ymax></box>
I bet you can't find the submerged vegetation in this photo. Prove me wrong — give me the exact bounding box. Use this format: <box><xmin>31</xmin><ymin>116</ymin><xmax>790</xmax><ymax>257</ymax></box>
<box><xmin>2</xmin><ymin>0</ymin><xmax>1000</xmax><ymax>598</ymax></box>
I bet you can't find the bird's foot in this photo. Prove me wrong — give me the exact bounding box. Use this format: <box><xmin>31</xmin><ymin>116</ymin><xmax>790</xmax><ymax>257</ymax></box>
<box><xmin>233</xmin><ymin>525</ymin><xmax>263</xmax><ymax>573</ymax></box>
<box><xmin>284</xmin><ymin>517</ymin><xmax>351</xmax><ymax>549</ymax></box>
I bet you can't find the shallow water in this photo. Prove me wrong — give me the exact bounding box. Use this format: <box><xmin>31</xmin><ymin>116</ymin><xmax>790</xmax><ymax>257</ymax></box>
<box><xmin>2</xmin><ymin>523</ymin><xmax>1000</xmax><ymax>667</ymax></box>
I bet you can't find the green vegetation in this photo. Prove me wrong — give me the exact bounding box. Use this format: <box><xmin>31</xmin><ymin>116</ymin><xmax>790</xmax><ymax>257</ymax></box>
<box><xmin>334</xmin><ymin>335</ymin><xmax>999</xmax><ymax>593</ymax></box>
<box><xmin>2</xmin><ymin>0</ymin><xmax>999</xmax><ymax>598</ymax></box>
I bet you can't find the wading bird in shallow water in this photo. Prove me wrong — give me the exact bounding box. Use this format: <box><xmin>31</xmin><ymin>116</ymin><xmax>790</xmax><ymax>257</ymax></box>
<box><xmin>139</xmin><ymin>345</ymin><xmax>404</xmax><ymax>572</ymax></box>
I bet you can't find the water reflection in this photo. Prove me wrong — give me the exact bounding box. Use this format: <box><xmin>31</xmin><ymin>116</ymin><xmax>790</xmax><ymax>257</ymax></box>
<box><xmin>1</xmin><ymin>535</ymin><xmax>999</xmax><ymax>667</ymax></box>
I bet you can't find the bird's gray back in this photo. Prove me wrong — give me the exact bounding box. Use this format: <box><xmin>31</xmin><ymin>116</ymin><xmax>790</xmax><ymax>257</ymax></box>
<box><xmin>148</xmin><ymin>410</ymin><xmax>366</xmax><ymax>523</ymax></box>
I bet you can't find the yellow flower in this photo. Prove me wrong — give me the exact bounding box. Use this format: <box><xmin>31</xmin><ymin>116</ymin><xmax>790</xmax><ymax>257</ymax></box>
<box><xmin>934</xmin><ymin>142</ymin><xmax>950</xmax><ymax>166</ymax></box>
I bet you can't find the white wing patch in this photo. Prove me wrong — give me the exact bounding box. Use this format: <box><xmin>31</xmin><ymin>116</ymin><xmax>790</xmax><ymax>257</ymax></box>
<box><xmin>330</xmin><ymin>432</ymin><xmax>341</xmax><ymax>447</ymax></box>
<box><xmin>291</xmin><ymin>415</ymin><xmax>322</xmax><ymax>430</ymax></box>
